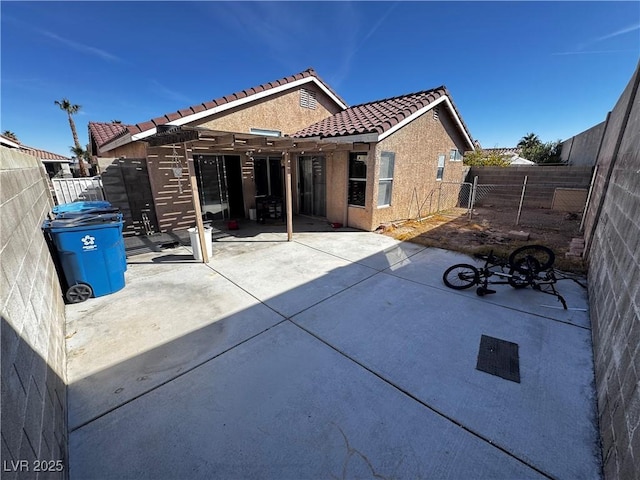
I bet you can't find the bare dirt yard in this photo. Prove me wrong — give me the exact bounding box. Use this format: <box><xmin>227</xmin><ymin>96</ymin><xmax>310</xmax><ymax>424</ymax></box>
<box><xmin>383</xmin><ymin>206</ymin><xmax>587</xmax><ymax>274</ymax></box>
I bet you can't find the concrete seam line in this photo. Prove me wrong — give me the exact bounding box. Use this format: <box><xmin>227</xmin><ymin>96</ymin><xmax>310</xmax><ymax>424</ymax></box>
<box><xmin>381</xmin><ymin>269</ymin><xmax>592</xmax><ymax>332</ymax></box>
<box><xmin>292</xmin><ymin>238</ymin><xmax>428</xmax><ymax>272</ymax></box>
<box><xmin>287</xmin><ymin>320</ymin><xmax>557</xmax><ymax>480</ymax></box>
<box><xmin>68</xmin><ymin>318</ymin><xmax>289</xmax><ymax>434</ymax></box>
<box><xmin>280</xmin><ymin>270</ymin><xmax>382</xmax><ymax>319</ymax></box>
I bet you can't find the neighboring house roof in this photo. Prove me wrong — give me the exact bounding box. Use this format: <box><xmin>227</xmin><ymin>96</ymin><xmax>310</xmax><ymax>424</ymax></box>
<box><xmin>89</xmin><ymin>122</ymin><xmax>131</xmax><ymax>147</ymax></box>
<box><xmin>484</xmin><ymin>147</ymin><xmax>521</xmax><ymax>155</ymax></box>
<box><xmin>0</xmin><ymin>134</ymin><xmax>70</xmax><ymax>162</ymax></box>
<box><xmin>0</xmin><ymin>134</ymin><xmax>21</xmax><ymax>149</ymax></box>
<box><xmin>292</xmin><ymin>86</ymin><xmax>475</xmax><ymax>150</ymax></box>
<box><xmin>481</xmin><ymin>147</ymin><xmax>535</xmax><ymax>165</ymax></box>
<box><xmin>22</xmin><ymin>147</ymin><xmax>71</xmax><ymax>163</ymax></box>
<box><xmin>92</xmin><ymin>68</ymin><xmax>348</xmax><ymax>152</ymax></box>
<box><xmin>509</xmin><ymin>156</ymin><xmax>536</xmax><ymax>165</ymax></box>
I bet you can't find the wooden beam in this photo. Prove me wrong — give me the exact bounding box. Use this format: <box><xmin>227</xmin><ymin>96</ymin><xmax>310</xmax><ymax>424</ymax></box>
<box><xmin>283</xmin><ymin>151</ymin><xmax>293</xmax><ymax>241</ymax></box>
<box><xmin>184</xmin><ymin>142</ymin><xmax>209</xmax><ymax>263</ymax></box>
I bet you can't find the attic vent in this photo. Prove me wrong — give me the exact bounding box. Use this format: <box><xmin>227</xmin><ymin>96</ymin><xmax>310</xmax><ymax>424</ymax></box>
<box><xmin>433</xmin><ymin>107</ymin><xmax>440</xmax><ymax>120</ymax></box>
<box><xmin>300</xmin><ymin>88</ymin><xmax>317</xmax><ymax>110</ymax></box>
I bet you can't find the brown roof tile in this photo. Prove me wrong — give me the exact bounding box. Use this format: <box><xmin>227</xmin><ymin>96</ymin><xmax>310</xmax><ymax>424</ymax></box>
<box><xmin>292</xmin><ymin>86</ymin><xmax>472</xmax><ymax>145</ymax></box>
<box><xmin>88</xmin><ymin>122</ymin><xmax>131</xmax><ymax>147</ymax></box>
<box><xmin>22</xmin><ymin>146</ymin><xmax>70</xmax><ymax>161</ymax></box>
<box><xmin>92</xmin><ymin>68</ymin><xmax>347</xmax><ymax>148</ymax></box>
<box><xmin>137</xmin><ymin>121</ymin><xmax>156</xmax><ymax>132</ymax></box>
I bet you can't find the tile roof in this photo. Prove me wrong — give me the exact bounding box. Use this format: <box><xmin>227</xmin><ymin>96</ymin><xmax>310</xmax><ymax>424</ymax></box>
<box><xmin>291</xmin><ymin>86</ymin><xmax>473</xmax><ymax>146</ymax></box>
<box><xmin>92</xmin><ymin>68</ymin><xmax>346</xmax><ymax>148</ymax></box>
<box><xmin>483</xmin><ymin>147</ymin><xmax>522</xmax><ymax>155</ymax></box>
<box><xmin>0</xmin><ymin>134</ymin><xmax>70</xmax><ymax>160</ymax></box>
<box><xmin>22</xmin><ymin>147</ymin><xmax>70</xmax><ymax>161</ymax></box>
<box><xmin>88</xmin><ymin>122</ymin><xmax>131</xmax><ymax>147</ymax></box>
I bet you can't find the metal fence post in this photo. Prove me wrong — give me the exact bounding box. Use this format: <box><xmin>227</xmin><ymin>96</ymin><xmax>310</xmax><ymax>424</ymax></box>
<box><xmin>580</xmin><ymin>165</ymin><xmax>599</xmax><ymax>232</ymax></box>
<box><xmin>437</xmin><ymin>182</ymin><xmax>442</xmax><ymax>212</ymax></box>
<box><xmin>469</xmin><ymin>176</ymin><xmax>478</xmax><ymax>220</ymax></box>
<box><xmin>515</xmin><ymin>175</ymin><xmax>528</xmax><ymax>226</ymax></box>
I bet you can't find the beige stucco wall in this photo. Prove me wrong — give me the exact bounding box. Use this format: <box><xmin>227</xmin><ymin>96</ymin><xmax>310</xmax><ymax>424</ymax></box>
<box><xmin>103</xmin><ymin>142</ymin><xmax>148</xmax><ymax>160</ymax></box>
<box><xmin>325</xmin><ymin>151</ymin><xmax>349</xmax><ymax>225</ymax></box>
<box><xmin>369</xmin><ymin>106</ymin><xmax>469</xmax><ymax>230</ymax></box>
<box><xmin>193</xmin><ymin>84</ymin><xmax>341</xmax><ymax>135</ymax></box>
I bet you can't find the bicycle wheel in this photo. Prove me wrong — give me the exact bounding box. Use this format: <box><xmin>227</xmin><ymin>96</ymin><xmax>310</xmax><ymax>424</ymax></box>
<box><xmin>508</xmin><ymin>258</ymin><xmax>540</xmax><ymax>289</ymax></box>
<box><xmin>508</xmin><ymin>245</ymin><xmax>555</xmax><ymax>273</ymax></box>
<box><xmin>443</xmin><ymin>264</ymin><xmax>480</xmax><ymax>290</ymax></box>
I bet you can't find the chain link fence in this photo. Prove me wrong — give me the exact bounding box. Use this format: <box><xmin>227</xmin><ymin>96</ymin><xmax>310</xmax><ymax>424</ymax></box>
<box><xmin>407</xmin><ymin>171</ymin><xmax>595</xmax><ymax>232</ymax></box>
<box><xmin>468</xmin><ymin>174</ymin><xmax>594</xmax><ymax>229</ymax></box>
<box><xmin>410</xmin><ymin>182</ymin><xmax>472</xmax><ymax>219</ymax></box>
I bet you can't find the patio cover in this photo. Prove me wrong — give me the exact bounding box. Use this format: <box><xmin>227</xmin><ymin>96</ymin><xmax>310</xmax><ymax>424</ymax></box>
<box><xmin>142</xmin><ymin>125</ymin><xmax>371</xmax><ymax>258</ymax></box>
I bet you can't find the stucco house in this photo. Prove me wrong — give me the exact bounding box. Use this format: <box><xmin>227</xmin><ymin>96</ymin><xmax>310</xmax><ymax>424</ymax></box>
<box><xmin>89</xmin><ymin>68</ymin><xmax>474</xmax><ymax>236</ymax></box>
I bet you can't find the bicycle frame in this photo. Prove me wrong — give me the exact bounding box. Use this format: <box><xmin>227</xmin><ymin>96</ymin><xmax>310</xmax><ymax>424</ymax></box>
<box><xmin>442</xmin><ymin>246</ymin><xmax>579</xmax><ymax>309</ymax></box>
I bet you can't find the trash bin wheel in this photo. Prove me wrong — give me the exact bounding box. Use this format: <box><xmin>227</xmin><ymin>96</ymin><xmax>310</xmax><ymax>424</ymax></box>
<box><xmin>66</xmin><ymin>283</ymin><xmax>93</xmax><ymax>303</ymax></box>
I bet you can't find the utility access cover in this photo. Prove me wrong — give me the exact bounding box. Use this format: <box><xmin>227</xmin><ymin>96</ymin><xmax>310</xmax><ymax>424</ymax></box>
<box><xmin>476</xmin><ymin>335</ymin><xmax>520</xmax><ymax>383</ymax></box>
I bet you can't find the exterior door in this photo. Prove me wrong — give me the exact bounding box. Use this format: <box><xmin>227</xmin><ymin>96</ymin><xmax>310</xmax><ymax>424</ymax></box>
<box><xmin>298</xmin><ymin>156</ymin><xmax>326</xmax><ymax>217</ymax></box>
<box><xmin>101</xmin><ymin>158</ymin><xmax>159</xmax><ymax>236</ymax></box>
<box><xmin>194</xmin><ymin>155</ymin><xmax>245</xmax><ymax>220</ymax></box>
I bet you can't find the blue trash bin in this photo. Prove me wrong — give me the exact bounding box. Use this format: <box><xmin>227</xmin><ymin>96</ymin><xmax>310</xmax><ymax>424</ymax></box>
<box><xmin>43</xmin><ymin>213</ymin><xmax>126</xmax><ymax>303</ymax></box>
<box><xmin>51</xmin><ymin>201</ymin><xmax>126</xmax><ymax>271</ymax></box>
<box><xmin>52</xmin><ymin>200</ymin><xmax>117</xmax><ymax>217</ymax></box>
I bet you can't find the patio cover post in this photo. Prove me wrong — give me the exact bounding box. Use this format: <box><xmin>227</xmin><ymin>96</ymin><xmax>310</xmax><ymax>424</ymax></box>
<box><xmin>184</xmin><ymin>143</ymin><xmax>209</xmax><ymax>262</ymax></box>
<box><xmin>283</xmin><ymin>151</ymin><xmax>293</xmax><ymax>241</ymax></box>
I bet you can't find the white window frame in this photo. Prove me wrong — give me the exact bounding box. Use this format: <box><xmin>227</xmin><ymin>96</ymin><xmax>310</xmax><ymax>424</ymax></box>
<box><xmin>250</xmin><ymin>128</ymin><xmax>281</xmax><ymax>137</ymax></box>
<box><xmin>377</xmin><ymin>151</ymin><xmax>395</xmax><ymax>208</ymax></box>
<box><xmin>436</xmin><ymin>154</ymin><xmax>445</xmax><ymax>181</ymax></box>
<box><xmin>449</xmin><ymin>148</ymin><xmax>462</xmax><ymax>161</ymax></box>
<box><xmin>348</xmin><ymin>153</ymin><xmax>367</xmax><ymax>207</ymax></box>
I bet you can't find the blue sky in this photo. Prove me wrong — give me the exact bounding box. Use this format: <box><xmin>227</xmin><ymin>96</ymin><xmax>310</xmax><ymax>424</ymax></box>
<box><xmin>2</xmin><ymin>1</ymin><xmax>639</xmax><ymax>157</ymax></box>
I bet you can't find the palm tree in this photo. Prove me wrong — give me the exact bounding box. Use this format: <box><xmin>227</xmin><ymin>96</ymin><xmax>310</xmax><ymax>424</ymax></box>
<box><xmin>517</xmin><ymin>133</ymin><xmax>541</xmax><ymax>150</ymax></box>
<box><xmin>70</xmin><ymin>145</ymin><xmax>93</xmax><ymax>176</ymax></box>
<box><xmin>2</xmin><ymin>130</ymin><xmax>19</xmax><ymax>143</ymax></box>
<box><xmin>55</xmin><ymin>98</ymin><xmax>87</xmax><ymax>176</ymax></box>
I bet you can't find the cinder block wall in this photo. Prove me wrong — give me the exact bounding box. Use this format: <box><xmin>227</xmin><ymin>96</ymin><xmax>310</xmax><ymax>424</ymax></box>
<box><xmin>561</xmin><ymin>121</ymin><xmax>607</xmax><ymax>166</ymax></box>
<box><xmin>587</xmin><ymin>62</ymin><xmax>640</xmax><ymax>479</ymax></box>
<box><xmin>1</xmin><ymin>147</ymin><xmax>68</xmax><ymax>479</ymax></box>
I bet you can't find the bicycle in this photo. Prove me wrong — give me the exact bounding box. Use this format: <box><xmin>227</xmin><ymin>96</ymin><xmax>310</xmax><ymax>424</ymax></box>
<box><xmin>442</xmin><ymin>245</ymin><xmax>570</xmax><ymax>308</ymax></box>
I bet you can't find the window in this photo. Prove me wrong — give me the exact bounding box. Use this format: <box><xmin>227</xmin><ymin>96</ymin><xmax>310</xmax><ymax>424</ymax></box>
<box><xmin>449</xmin><ymin>149</ymin><xmax>462</xmax><ymax>161</ymax></box>
<box><xmin>348</xmin><ymin>153</ymin><xmax>367</xmax><ymax>206</ymax></box>
<box><xmin>254</xmin><ymin>157</ymin><xmax>283</xmax><ymax>197</ymax></box>
<box><xmin>377</xmin><ymin>151</ymin><xmax>395</xmax><ymax>207</ymax></box>
<box><xmin>300</xmin><ymin>89</ymin><xmax>317</xmax><ymax>110</ymax></box>
<box><xmin>250</xmin><ymin>128</ymin><xmax>281</xmax><ymax>137</ymax></box>
<box><xmin>436</xmin><ymin>154</ymin><xmax>445</xmax><ymax>181</ymax></box>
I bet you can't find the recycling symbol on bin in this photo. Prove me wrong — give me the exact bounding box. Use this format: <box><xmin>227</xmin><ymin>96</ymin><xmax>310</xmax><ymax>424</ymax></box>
<box><xmin>81</xmin><ymin>235</ymin><xmax>96</xmax><ymax>247</ymax></box>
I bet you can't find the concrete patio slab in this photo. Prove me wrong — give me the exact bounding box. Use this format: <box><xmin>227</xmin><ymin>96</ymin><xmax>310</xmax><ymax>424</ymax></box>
<box><xmin>386</xmin><ymin>247</ymin><xmax>590</xmax><ymax>328</ymax></box>
<box><xmin>293</xmin><ymin>273</ymin><xmax>600</xmax><ymax>479</ymax></box>
<box><xmin>66</xmin><ymin>227</ymin><xmax>601</xmax><ymax>479</ymax></box>
<box><xmin>210</xmin><ymin>240</ymin><xmax>378</xmax><ymax>318</ymax></box>
<box><xmin>66</xmin><ymin>246</ymin><xmax>285</xmax><ymax>430</ymax></box>
<box><xmin>70</xmin><ymin>322</ymin><xmax>546</xmax><ymax>480</ymax></box>
<box><xmin>293</xmin><ymin>231</ymin><xmax>426</xmax><ymax>271</ymax></box>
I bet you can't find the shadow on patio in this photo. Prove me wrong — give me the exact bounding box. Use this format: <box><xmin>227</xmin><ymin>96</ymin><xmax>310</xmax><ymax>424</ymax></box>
<box><xmin>67</xmin><ymin>223</ymin><xmax>601</xmax><ymax>479</ymax></box>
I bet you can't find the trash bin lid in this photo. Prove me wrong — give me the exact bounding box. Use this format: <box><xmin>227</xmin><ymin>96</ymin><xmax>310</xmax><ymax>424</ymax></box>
<box><xmin>53</xmin><ymin>201</ymin><xmax>118</xmax><ymax>217</ymax></box>
<box><xmin>43</xmin><ymin>212</ymin><xmax>123</xmax><ymax>230</ymax></box>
